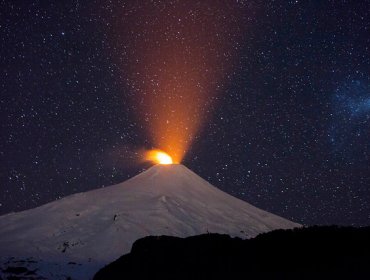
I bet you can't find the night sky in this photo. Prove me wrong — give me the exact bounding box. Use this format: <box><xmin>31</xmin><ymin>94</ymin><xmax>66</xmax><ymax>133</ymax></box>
<box><xmin>1</xmin><ymin>0</ymin><xmax>369</xmax><ymax>226</ymax></box>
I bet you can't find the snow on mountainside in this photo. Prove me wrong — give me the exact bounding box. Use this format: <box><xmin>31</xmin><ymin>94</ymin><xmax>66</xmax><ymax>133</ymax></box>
<box><xmin>0</xmin><ymin>164</ymin><xmax>300</xmax><ymax>279</ymax></box>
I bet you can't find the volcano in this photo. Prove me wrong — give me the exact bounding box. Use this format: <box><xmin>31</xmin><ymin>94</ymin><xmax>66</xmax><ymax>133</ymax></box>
<box><xmin>0</xmin><ymin>164</ymin><xmax>299</xmax><ymax>279</ymax></box>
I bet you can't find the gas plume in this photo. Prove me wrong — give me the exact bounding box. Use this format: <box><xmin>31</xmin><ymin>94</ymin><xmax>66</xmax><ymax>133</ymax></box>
<box><xmin>114</xmin><ymin>1</ymin><xmax>247</xmax><ymax>163</ymax></box>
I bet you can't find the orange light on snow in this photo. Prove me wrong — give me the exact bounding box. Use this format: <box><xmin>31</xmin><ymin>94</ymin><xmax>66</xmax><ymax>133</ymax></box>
<box><xmin>146</xmin><ymin>150</ymin><xmax>173</xmax><ymax>165</ymax></box>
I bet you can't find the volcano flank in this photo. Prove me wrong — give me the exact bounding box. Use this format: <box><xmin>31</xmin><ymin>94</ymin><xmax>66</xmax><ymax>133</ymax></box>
<box><xmin>0</xmin><ymin>164</ymin><xmax>299</xmax><ymax>279</ymax></box>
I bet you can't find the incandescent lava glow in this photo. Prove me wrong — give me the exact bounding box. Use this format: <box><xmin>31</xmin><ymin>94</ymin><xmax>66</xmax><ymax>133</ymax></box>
<box><xmin>146</xmin><ymin>150</ymin><xmax>173</xmax><ymax>165</ymax></box>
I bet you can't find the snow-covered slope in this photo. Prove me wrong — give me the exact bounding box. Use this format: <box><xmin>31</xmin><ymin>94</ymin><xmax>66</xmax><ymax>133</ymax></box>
<box><xmin>0</xmin><ymin>164</ymin><xmax>299</xmax><ymax>279</ymax></box>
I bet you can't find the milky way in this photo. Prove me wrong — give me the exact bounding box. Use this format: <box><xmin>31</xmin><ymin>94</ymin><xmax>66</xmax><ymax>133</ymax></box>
<box><xmin>329</xmin><ymin>80</ymin><xmax>370</xmax><ymax>162</ymax></box>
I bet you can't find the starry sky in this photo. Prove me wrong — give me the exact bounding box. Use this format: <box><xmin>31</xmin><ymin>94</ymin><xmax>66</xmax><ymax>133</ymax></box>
<box><xmin>1</xmin><ymin>0</ymin><xmax>369</xmax><ymax>226</ymax></box>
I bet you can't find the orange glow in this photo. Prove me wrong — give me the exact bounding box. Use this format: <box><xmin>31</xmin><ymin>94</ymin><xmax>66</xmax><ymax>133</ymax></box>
<box><xmin>113</xmin><ymin>2</ymin><xmax>247</xmax><ymax>163</ymax></box>
<box><xmin>146</xmin><ymin>150</ymin><xmax>174</xmax><ymax>165</ymax></box>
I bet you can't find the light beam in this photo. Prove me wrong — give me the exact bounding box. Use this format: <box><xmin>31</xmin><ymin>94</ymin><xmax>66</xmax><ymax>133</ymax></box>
<box><xmin>113</xmin><ymin>1</ymin><xmax>247</xmax><ymax>163</ymax></box>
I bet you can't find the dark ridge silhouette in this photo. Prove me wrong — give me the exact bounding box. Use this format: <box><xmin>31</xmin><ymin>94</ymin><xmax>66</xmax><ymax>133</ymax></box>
<box><xmin>94</xmin><ymin>226</ymin><xmax>370</xmax><ymax>280</ymax></box>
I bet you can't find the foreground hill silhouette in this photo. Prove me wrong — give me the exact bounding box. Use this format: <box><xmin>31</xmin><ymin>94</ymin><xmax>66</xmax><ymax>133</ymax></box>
<box><xmin>94</xmin><ymin>226</ymin><xmax>370</xmax><ymax>280</ymax></box>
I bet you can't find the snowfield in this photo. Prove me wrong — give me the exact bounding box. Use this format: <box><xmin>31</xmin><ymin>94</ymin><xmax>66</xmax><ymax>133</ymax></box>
<box><xmin>0</xmin><ymin>164</ymin><xmax>300</xmax><ymax>279</ymax></box>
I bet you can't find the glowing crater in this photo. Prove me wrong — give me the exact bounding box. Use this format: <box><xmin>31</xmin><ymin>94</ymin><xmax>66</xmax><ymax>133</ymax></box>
<box><xmin>146</xmin><ymin>149</ymin><xmax>173</xmax><ymax>165</ymax></box>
